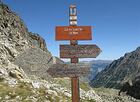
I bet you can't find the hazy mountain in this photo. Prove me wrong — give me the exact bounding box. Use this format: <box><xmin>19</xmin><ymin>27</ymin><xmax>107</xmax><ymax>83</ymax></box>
<box><xmin>89</xmin><ymin>60</ymin><xmax>112</xmax><ymax>80</ymax></box>
<box><xmin>80</xmin><ymin>60</ymin><xmax>112</xmax><ymax>82</ymax></box>
<box><xmin>90</xmin><ymin>47</ymin><xmax>140</xmax><ymax>89</ymax></box>
<box><xmin>1</xmin><ymin>2</ymin><xmax>140</xmax><ymax>101</ymax></box>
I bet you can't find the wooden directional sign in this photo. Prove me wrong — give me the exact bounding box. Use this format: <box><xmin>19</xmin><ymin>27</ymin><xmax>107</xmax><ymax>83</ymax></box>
<box><xmin>47</xmin><ymin>64</ymin><xmax>90</xmax><ymax>78</ymax></box>
<box><xmin>60</xmin><ymin>44</ymin><xmax>101</xmax><ymax>58</ymax></box>
<box><xmin>55</xmin><ymin>26</ymin><xmax>92</xmax><ymax>40</ymax></box>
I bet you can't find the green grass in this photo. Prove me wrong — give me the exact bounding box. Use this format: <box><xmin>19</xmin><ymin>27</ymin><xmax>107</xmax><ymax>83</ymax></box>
<box><xmin>80</xmin><ymin>82</ymin><xmax>91</xmax><ymax>91</ymax></box>
<box><xmin>0</xmin><ymin>81</ymin><xmax>72</xmax><ymax>102</ymax></box>
<box><xmin>0</xmin><ymin>77</ymin><xmax>4</xmax><ymax>82</ymax></box>
<box><xmin>0</xmin><ymin>79</ymin><xmax>96</xmax><ymax>102</ymax></box>
<box><xmin>81</xmin><ymin>99</ymin><xmax>96</xmax><ymax>102</ymax></box>
<box><xmin>93</xmin><ymin>87</ymin><xmax>120</xmax><ymax>99</ymax></box>
<box><xmin>0</xmin><ymin>81</ymin><xmax>34</xmax><ymax>101</ymax></box>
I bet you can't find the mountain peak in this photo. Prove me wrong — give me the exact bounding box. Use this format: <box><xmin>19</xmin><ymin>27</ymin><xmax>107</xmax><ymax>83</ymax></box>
<box><xmin>136</xmin><ymin>46</ymin><xmax>140</xmax><ymax>51</ymax></box>
<box><xmin>90</xmin><ymin>46</ymin><xmax>140</xmax><ymax>89</ymax></box>
<box><xmin>0</xmin><ymin>2</ymin><xmax>10</xmax><ymax>11</ymax></box>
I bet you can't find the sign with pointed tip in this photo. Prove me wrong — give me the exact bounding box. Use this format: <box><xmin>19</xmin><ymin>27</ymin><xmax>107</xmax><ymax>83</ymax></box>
<box><xmin>55</xmin><ymin>26</ymin><xmax>92</xmax><ymax>40</ymax></box>
<box><xmin>60</xmin><ymin>44</ymin><xmax>101</xmax><ymax>58</ymax></box>
<box><xmin>47</xmin><ymin>64</ymin><xmax>90</xmax><ymax>78</ymax></box>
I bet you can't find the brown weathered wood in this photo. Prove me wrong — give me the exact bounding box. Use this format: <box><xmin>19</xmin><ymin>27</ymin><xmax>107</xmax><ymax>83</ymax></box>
<box><xmin>55</xmin><ymin>26</ymin><xmax>92</xmax><ymax>40</ymax></box>
<box><xmin>71</xmin><ymin>77</ymin><xmax>79</xmax><ymax>102</ymax></box>
<box><xmin>60</xmin><ymin>44</ymin><xmax>101</xmax><ymax>58</ymax></box>
<box><xmin>47</xmin><ymin>64</ymin><xmax>90</xmax><ymax>78</ymax></box>
<box><xmin>70</xmin><ymin>40</ymin><xmax>80</xmax><ymax>102</ymax></box>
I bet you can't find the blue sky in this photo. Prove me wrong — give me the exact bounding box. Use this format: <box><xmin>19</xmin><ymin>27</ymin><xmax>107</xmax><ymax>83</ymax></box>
<box><xmin>3</xmin><ymin>0</ymin><xmax>140</xmax><ymax>60</ymax></box>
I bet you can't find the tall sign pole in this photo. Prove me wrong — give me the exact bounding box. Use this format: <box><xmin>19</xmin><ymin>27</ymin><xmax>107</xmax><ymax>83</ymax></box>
<box><xmin>69</xmin><ymin>5</ymin><xmax>80</xmax><ymax>102</ymax></box>
<box><xmin>48</xmin><ymin>4</ymin><xmax>101</xmax><ymax>102</ymax></box>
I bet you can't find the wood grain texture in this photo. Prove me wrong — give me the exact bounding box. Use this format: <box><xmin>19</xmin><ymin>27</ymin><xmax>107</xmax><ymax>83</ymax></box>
<box><xmin>55</xmin><ymin>26</ymin><xmax>92</xmax><ymax>40</ymax></box>
<box><xmin>47</xmin><ymin>64</ymin><xmax>90</xmax><ymax>78</ymax></box>
<box><xmin>60</xmin><ymin>44</ymin><xmax>101</xmax><ymax>58</ymax></box>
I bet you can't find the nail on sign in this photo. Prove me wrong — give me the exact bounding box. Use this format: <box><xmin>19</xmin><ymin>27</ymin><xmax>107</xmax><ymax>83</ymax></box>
<box><xmin>47</xmin><ymin>64</ymin><xmax>90</xmax><ymax>78</ymax></box>
<box><xmin>55</xmin><ymin>26</ymin><xmax>92</xmax><ymax>40</ymax></box>
<box><xmin>60</xmin><ymin>45</ymin><xmax>101</xmax><ymax>58</ymax></box>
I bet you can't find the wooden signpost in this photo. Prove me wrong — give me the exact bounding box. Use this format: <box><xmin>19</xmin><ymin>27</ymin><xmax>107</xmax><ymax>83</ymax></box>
<box><xmin>47</xmin><ymin>5</ymin><xmax>101</xmax><ymax>102</ymax></box>
<box><xmin>55</xmin><ymin>26</ymin><xmax>92</xmax><ymax>40</ymax></box>
<box><xmin>47</xmin><ymin>64</ymin><xmax>90</xmax><ymax>77</ymax></box>
<box><xmin>60</xmin><ymin>45</ymin><xmax>101</xmax><ymax>58</ymax></box>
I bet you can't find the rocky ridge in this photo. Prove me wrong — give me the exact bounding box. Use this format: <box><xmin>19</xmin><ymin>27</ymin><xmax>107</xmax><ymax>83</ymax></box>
<box><xmin>0</xmin><ymin>2</ymin><xmax>102</xmax><ymax>102</ymax></box>
<box><xmin>1</xmin><ymin>2</ymin><xmax>140</xmax><ymax>102</ymax></box>
<box><xmin>90</xmin><ymin>47</ymin><xmax>140</xmax><ymax>88</ymax></box>
<box><xmin>90</xmin><ymin>47</ymin><xmax>140</xmax><ymax>99</ymax></box>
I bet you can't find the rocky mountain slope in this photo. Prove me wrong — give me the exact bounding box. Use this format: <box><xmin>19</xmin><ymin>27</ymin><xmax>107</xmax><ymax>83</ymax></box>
<box><xmin>0</xmin><ymin>2</ymin><xmax>54</xmax><ymax>80</ymax></box>
<box><xmin>94</xmin><ymin>88</ymin><xmax>140</xmax><ymax>102</ymax></box>
<box><xmin>90</xmin><ymin>47</ymin><xmax>140</xmax><ymax>99</ymax></box>
<box><xmin>90</xmin><ymin>47</ymin><xmax>140</xmax><ymax>88</ymax></box>
<box><xmin>1</xmin><ymin>2</ymin><xmax>140</xmax><ymax>102</ymax></box>
<box><xmin>0</xmin><ymin>2</ymin><xmax>103</xmax><ymax>102</ymax></box>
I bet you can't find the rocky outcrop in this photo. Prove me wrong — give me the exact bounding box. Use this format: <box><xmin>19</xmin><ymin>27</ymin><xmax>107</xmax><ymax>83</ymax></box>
<box><xmin>14</xmin><ymin>48</ymin><xmax>53</xmax><ymax>79</ymax></box>
<box><xmin>130</xmin><ymin>76</ymin><xmax>140</xmax><ymax>99</ymax></box>
<box><xmin>90</xmin><ymin>47</ymin><xmax>140</xmax><ymax>99</ymax></box>
<box><xmin>94</xmin><ymin>88</ymin><xmax>140</xmax><ymax>102</ymax></box>
<box><xmin>29</xmin><ymin>33</ymin><xmax>46</xmax><ymax>50</ymax></box>
<box><xmin>119</xmin><ymin>76</ymin><xmax>140</xmax><ymax>99</ymax></box>
<box><xmin>0</xmin><ymin>3</ymin><xmax>30</xmax><ymax>82</ymax></box>
<box><xmin>53</xmin><ymin>56</ymin><xmax>64</xmax><ymax>64</ymax></box>
<box><xmin>90</xmin><ymin>47</ymin><xmax>140</xmax><ymax>89</ymax></box>
<box><xmin>1</xmin><ymin>2</ymin><xmax>140</xmax><ymax>101</ymax></box>
<box><xmin>0</xmin><ymin>2</ymin><xmax>54</xmax><ymax>80</ymax></box>
<box><xmin>0</xmin><ymin>2</ymin><xmax>103</xmax><ymax>102</ymax></box>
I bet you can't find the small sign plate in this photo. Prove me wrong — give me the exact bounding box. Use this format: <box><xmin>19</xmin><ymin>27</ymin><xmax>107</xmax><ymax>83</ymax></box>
<box><xmin>47</xmin><ymin>64</ymin><xmax>90</xmax><ymax>78</ymax></box>
<box><xmin>55</xmin><ymin>26</ymin><xmax>92</xmax><ymax>40</ymax></box>
<box><xmin>60</xmin><ymin>44</ymin><xmax>101</xmax><ymax>58</ymax></box>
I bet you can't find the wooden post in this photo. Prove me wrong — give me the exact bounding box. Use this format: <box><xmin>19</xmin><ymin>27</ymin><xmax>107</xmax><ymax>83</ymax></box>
<box><xmin>54</xmin><ymin>4</ymin><xmax>100</xmax><ymax>102</ymax></box>
<box><xmin>71</xmin><ymin>40</ymin><xmax>80</xmax><ymax>102</ymax></box>
<box><xmin>70</xmin><ymin>41</ymin><xmax>80</xmax><ymax>102</ymax></box>
<box><xmin>70</xmin><ymin>5</ymin><xmax>80</xmax><ymax>102</ymax></box>
<box><xmin>71</xmin><ymin>77</ymin><xmax>80</xmax><ymax>102</ymax></box>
